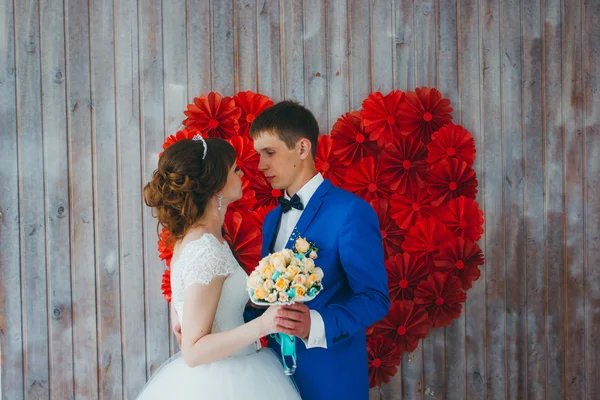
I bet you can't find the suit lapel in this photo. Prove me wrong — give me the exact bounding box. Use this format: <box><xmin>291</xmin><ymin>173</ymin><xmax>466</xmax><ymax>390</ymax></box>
<box><xmin>285</xmin><ymin>179</ymin><xmax>333</xmax><ymax>249</ymax></box>
<box><xmin>264</xmin><ymin>206</ymin><xmax>282</xmax><ymax>254</ymax></box>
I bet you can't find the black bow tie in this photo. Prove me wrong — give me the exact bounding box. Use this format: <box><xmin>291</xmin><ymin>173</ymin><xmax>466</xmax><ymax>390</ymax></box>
<box><xmin>279</xmin><ymin>194</ymin><xmax>304</xmax><ymax>213</ymax></box>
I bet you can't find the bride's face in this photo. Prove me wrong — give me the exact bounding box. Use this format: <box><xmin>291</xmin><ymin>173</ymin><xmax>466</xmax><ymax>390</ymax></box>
<box><xmin>221</xmin><ymin>162</ymin><xmax>244</xmax><ymax>205</ymax></box>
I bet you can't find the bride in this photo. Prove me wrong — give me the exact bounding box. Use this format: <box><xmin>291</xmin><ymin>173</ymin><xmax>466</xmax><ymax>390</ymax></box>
<box><xmin>138</xmin><ymin>136</ymin><xmax>301</xmax><ymax>399</ymax></box>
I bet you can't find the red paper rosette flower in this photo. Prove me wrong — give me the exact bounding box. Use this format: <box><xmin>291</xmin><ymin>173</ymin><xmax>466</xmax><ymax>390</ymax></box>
<box><xmin>361</xmin><ymin>91</ymin><xmax>405</xmax><ymax>147</ymax></box>
<box><xmin>426</xmin><ymin>158</ymin><xmax>478</xmax><ymax>207</ymax></box>
<box><xmin>183</xmin><ymin>92</ymin><xmax>242</xmax><ymax>139</ymax></box>
<box><xmin>160</xmin><ymin>129</ymin><xmax>202</xmax><ymax>157</ymax></box>
<box><xmin>343</xmin><ymin>157</ymin><xmax>393</xmax><ymax>201</ymax></box>
<box><xmin>330</xmin><ymin>111</ymin><xmax>379</xmax><ymax>165</ymax></box>
<box><xmin>413</xmin><ymin>272</ymin><xmax>467</xmax><ymax>328</ymax></box>
<box><xmin>386</xmin><ymin>253</ymin><xmax>429</xmax><ymax>301</ymax></box>
<box><xmin>233</xmin><ymin>91</ymin><xmax>274</xmax><ymax>137</ymax></box>
<box><xmin>367</xmin><ymin>336</ymin><xmax>402</xmax><ymax>388</ymax></box>
<box><xmin>370</xmin><ymin>199</ymin><xmax>406</xmax><ymax>259</ymax></box>
<box><xmin>227</xmin><ymin>178</ymin><xmax>257</xmax><ymax>214</ymax></box>
<box><xmin>427</xmin><ymin>124</ymin><xmax>476</xmax><ymax>166</ymax></box>
<box><xmin>434</xmin><ymin>237</ymin><xmax>484</xmax><ymax>290</ymax></box>
<box><xmin>437</xmin><ymin>196</ymin><xmax>484</xmax><ymax>241</ymax></box>
<box><xmin>250</xmin><ymin>174</ymin><xmax>282</xmax><ymax>209</ymax></box>
<box><xmin>316</xmin><ymin>135</ymin><xmax>348</xmax><ymax>187</ymax></box>
<box><xmin>372</xmin><ymin>300</ymin><xmax>431</xmax><ymax>353</ymax></box>
<box><xmin>389</xmin><ymin>187</ymin><xmax>436</xmax><ymax>230</ymax></box>
<box><xmin>223</xmin><ymin>211</ymin><xmax>262</xmax><ymax>273</ymax></box>
<box><xmin>158</xmin><ymin>227</ymin><xmax>174</xmax><ymax>267</ymax></box>
<box><xmin>380</xmin><ymin>135</ymin><xmax>428</xmax><ymax>193</ymax></box>
<box><xmin>161</xmin><ymin>269</ymin><xmax>172</xmax><ymax>303</ymax></box>
<box><xmin>397</xmin><ymin>87</ymin><xmax>453</xmax><ymax>143</ymax></box>
<box><xmin>402</xmin><ymin>218</ymin><xmax>452</xmax><ymax>267</ymax></box>
<box><xmin>228</xmin><ymin>135</ymin><xmax>260</xmax><ymax>179</ymax></box>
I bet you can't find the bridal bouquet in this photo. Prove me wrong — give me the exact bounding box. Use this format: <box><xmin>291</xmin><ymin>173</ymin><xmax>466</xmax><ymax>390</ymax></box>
<box><xmin>247</xmin><ymin>237</ymin><xmax>324</xmax><ymax>376</ymax></box>
<box><xmin>247</xmin><ymin>237</ymin><xmax>324</xmax><ymax>305</ymax></box>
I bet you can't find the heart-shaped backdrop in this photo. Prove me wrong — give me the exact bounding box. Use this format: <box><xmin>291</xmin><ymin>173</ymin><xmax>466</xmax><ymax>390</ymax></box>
<box><xmin>156</xmin><ymin>89</ymin><xmax>485</xmax><ymax>388</ymax></box>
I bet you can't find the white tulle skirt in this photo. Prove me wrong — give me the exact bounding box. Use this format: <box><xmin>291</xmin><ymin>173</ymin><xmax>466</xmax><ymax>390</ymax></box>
<box><xmin>136</xmin><ymin>347</ymin><xmax>301</xmax><ymax>400</ymax></box>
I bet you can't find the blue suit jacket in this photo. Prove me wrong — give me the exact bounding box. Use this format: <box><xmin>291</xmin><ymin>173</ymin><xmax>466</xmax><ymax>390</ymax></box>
<box><xmin>257</xmin><ymin>179</ymin><xmax>390</xmax><ymax>399</ymax></box>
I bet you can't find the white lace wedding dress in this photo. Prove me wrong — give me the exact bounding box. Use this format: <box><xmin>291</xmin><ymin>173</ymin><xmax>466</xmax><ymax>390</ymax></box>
<box><xmin>137</xmin><ymin>233</ymin><xmax>301</xmax><ymax>399</ymax></box>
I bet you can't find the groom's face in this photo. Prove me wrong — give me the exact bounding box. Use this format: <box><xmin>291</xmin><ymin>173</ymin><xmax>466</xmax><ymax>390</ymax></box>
<box><xmin>253</xmin><ymin>132</ymin><xmax>301</xmax><ymax>192</ymax></box>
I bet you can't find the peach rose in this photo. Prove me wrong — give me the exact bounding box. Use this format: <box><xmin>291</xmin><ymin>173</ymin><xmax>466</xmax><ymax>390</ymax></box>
<box><xmin>254</xmin><ymin>287</ymin><xmax>268</xmax><ymax>300</ymax></box>
<box><xmin>295</xmin><ymin>237</ymin><xmax>310</xmax><ymax>254</ymax></box>
<box><xmin>275</xmin><ymin>277</ymin><xmax>290</xmax><ymax>292</ymax></box>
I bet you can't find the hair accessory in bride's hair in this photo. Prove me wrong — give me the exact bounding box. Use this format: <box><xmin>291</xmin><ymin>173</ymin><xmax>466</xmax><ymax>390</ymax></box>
<box><xmin>193</xmin><ymin>134</ymin><xmax>208</xmax><ymax>160</ymax></box>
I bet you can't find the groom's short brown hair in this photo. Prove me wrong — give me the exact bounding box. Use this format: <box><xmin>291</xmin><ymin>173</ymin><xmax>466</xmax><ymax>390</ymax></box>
<box><xmin>249</xmin><ymin>100</ymin><xmax>319</xmax><ymax>159</ymax></box>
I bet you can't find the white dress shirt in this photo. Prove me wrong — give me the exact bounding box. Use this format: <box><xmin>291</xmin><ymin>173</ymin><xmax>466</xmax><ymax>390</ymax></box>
<box><xmin>274</xmin><ymin>173</ymin><xmax>328</xmax><ymax>349</ymax></box>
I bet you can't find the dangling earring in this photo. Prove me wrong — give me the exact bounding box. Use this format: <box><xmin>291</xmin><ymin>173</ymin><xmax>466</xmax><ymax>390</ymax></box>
<box><xmin>218</xmin><ymin>194</ymin><xmax>223</xmax><ymax>211</ymax></box>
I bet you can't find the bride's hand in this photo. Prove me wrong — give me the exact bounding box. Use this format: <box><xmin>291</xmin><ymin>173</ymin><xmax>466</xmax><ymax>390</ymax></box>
<box><xmin>258</xmin><ymin>305</ymin><xmax>281</xmax><ymax>336</ymax></box>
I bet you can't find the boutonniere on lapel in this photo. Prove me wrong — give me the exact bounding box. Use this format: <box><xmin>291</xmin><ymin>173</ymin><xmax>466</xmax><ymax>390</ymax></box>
<box><xmin>246</xmin><ymin>236</ymin><xmax>324</xmax><ymax>375</ymax></box>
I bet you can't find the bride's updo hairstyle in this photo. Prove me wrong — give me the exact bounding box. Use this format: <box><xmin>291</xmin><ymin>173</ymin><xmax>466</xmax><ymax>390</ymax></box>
<box><xmin>143</xmin><ymin>138</ymin><xmax>236</xmax><ymax>243</ymax></box>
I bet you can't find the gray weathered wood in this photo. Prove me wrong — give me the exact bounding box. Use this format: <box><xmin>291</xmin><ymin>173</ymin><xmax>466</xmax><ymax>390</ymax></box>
<box><xmin>303</xmin><ymin>0</ymin><xmax>327</xmax><ymax>130</ymax></box>
<box><xmin>235</xmin><ymin>0</ymin><xmax>258</xmax><ymax>93</ymax></box>
<box><xmin>543</xmin><ymin>1</ymin><xmax>566</xmax><ymax>398</ymax></box>
<box><xmin>16</xmin><ymin>0</ymin><xmax>50</xmax><ymax>398</ymax></box>
<box><xmin>90</xmin><ymin>0</ymin><xmax>124</xmax><ymax>398</ymax></box>
<box><xmin>562</xmin><ymin>0</ymin><xmax>586</xmax><ymax>398</ymax></box>
<box><xmin>349</xmin><ymin>0</ymin><xmax>370</xmax><ymax>109</ymax></box>
<box><xmin>282</xmin><ymin>0</ymin><xmax>305</xmax><ymax>103</ymax></box>
<box><xmin>139</xmin><ymin>0</ymin><xmax>170</xmax><ymax>379</ymax></box>
<box><xmin>40</xmin><ymin>0</ymin><xmax>75</xmax><ymax>397</ymax></box>
<box><xmin>188</xmin><ymin>0</ymin><xmax>212</xmax><ymax>95</ymax></box>
<box><xmin>394</xmin><ymin>0</ymin><xmax>416</xmax><ymax>90</ymax></box>
<box><xmin>480</xmin><ymin>1</ymin><xmax>505</xmax><ymax>399</ymax></box>
<box><xmin>66</xmin><ymin>0</ymin><xmax>100</xmax><ymax>396</ymax></box>
<box><xmin>0</xmin><ymin>0</ymin><xmax>24</xmax><ymax>398</ymax></box>
<box><xmin>257</xmin><ymin>0</ymin><xmax>282</xmax><ymax>101</ymax></box>
<box><xmin>372</xmin><ymin>0</ymin><xmax>394</xmax><ymax>93</ymax></box>
<box><xmin>522</xmin><ymin>2</ymin><xmax>547</xmax><ymax>399</ymax></box>
<box><xmin>583</xmin><ymin>3</ymin><xmax>600</xmax><ymax>399</ymax></box>
<box><xmin>115</xmin><ymin>0</ymin><xmax>147</xmax><ymax>395</ymax></box>
<box><xmin>213</xmin><ymin>0</ymin><xmax>235</xmax><ymax>95</ymax></box>
<box><xmin>326</xmin><ymin>0</ymin><xmax>349</xmax><ymax>130</ymax></box>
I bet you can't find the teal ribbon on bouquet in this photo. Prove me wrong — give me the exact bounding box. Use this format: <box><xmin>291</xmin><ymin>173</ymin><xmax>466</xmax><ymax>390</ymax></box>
<box><xmin>270</xmin><ymin>333</ymin><xmax>297</xmax><ymax>375</ymax></box>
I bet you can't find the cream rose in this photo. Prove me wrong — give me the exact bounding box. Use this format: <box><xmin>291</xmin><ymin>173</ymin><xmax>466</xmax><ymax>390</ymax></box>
<box><xmin>293</xmin><ymin>274</ymin><xmax>306</xmax><ymax>286</ymax></box>
<box><xmin>263</xmin><ymin>279</ymin><xmax>274</xmax><ymax>291</ymax></box>
<box><xmin>261</xmin><ymin>264</ymin><xmax>275</xmax><ymax>280</ymax></box>
<box><xmin>284</xmin><ymin>265</ymin><xmax>299</xmax><ymax>279</ymax></box>
<box><xmin>266</xmin><ymin>292</ymin><xmax>278</xmax><ymax>303</ymax></box>
<box><xmin>312</xmin><ymin>267</ymin><xmax>324</xmax><ymax>281</ymax></box>
<box><xmin>291</xmin><ymin>284</ymin><xmax>307</xmax><ymax>297</ymax></box>
<box><xmin>309</xmin><ymin>250</ymin><xmax>318</xmax><ymax>259</ymax></box>
<box><xmin>254</xmin><ymin>287</ymin><xmax>268</xmax><ymax>300</ymax></box>
<box><xmin>270</xmin><ymin>253</ymin><xmax>287</xmax><ymax>271</ymax></box>
<box><xmin>282</xmin><ymin>249</ymin><xmax>294</xmax><ymax>263</ymax></box>
<box><xmin>295</xmin><ymin>237</ymin><xmax>310</xmax><ymax>254</ymax></box>
<box><xmin>306</xmin><ymin>274</ymin><xmax>319</xmax><ymax>287</ymax></box>
<box><xmin>301</xmin><ymin>257</ymin><xmax>315</xmax><ymax>274</ymax></box>
<box><xmin>278</xmin><ymin>292</ymin><xmax>290</xmax><ymax>303</ymax></box>
<box><xmin>275</xmin><ymin>277</ymin><xmax>289</xmax><ymax>292</ymax></box>
<box><xmin>247</xmin><ymin>271</ymin><xmax>264</xmax><ymax>290</ymax></box>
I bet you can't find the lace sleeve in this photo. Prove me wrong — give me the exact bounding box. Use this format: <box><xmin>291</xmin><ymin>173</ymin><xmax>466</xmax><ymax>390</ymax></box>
<box><xmin>178</xmin><ymin>238</ymin><xmax>235</xmax><ymax>289</ymax></box>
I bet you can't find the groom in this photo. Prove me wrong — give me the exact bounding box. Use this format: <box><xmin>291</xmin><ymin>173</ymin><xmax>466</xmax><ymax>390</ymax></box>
<box><xmin>247</xmin><ymin>101</ymin><xmax>390</xmax><ymax>399</ymax></box>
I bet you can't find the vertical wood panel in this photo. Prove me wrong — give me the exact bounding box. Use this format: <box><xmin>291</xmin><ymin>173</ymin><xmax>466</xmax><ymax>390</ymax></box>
<box><xmin>90</xmin><ymin>1</ymin><xmax>123</xmax><ymax>398</ymax></box>
<box><xmin>281</xmin><ymin>0</ymin><xmax>304</xmax><ymax>102</ymax></box>
<box><xmin>115</xmin><ymin>0</ymin><xmax>147</xmax><ymax>395</ymax></box>
<box><xmin>303</xmin><ymin>0</ymin><xmax>327</xmax><ymax>130</ymax></box>
<box><xmin>0</xmin><ymin>0</ymin><xmax>24</xmax><ymax>397</ymax></box>
<box><xmin>543</xmin><ymin>1</ymin><xmax>566</xmax><ymax>398</ymax></box>
<box><xmin>439</xmin><ymin>2</ymin><xmax>465</xmax><ymax>399</ymax></box>
<box><xmin>213</xmin><ymin>0</ymin><xmax>235</xmax><ymax>95</ymax></box>
<box><xmin>372</xmin><ymin>0</ymin><xmax>393</xmax><ymax>93</ymax></box>
<box><xmin>415</xmin><ymin>0</ymin><xmax>436</xmax><ymax>87</ymax></box>
<box><xmin>522</xmin><ymin>2</ymin><xmax>547</xmax><ymax>399</ymax></box>
<box><xmin>257</xmin><ymin>0</ymin><xmax>282</xmax><ymax>101</ymax></box>
<box><xmin>163</xmin><ymin>0</ymin><xmax>188</xmax><ymax>134</ymax></box>
<box><xmin>348</xmin><ymin>0</ymin><xmax>370</xmax><ymax>109</ymax></box>
<box><xmin>326</xmin><ymin>0</ymin><xmax>349</xmax><ymax>129</ymax></box>
<box><xmin>235</xmin><ymin>0</ymin><xmax>258</xmax><ymax>92</ymax></box>
<box><xmin>16</xmin><ymin>0</ymin><xmax>51</xmax><ymax>397</ymax></box>
<box><xmin>40</xmin><ymin>0</ymin><xmax>74</xmax><ymax>397</ymax></box>
<box><xmin>562</xmin><ymin>0</ymin><xmax>586</xmax><ymax>397</ymax></box>
<box><xmin>65</xmin><ymin>0</ymin><xmax>99</xmax><ymax>396</ymax></box>
<box><xmin>188</xmin><ymin>0</ymin><xmax>212</xmax><ymax>95</ymax></box>
<box><xmin>480</xmin><ymin>1</ymin><xmax>505</xmax><ymax>398</ymax></box>
<box><xmin>583</xmin><ymin>3</ymin><xmax>600</xmax><ymax>399</ymax></box>
<box><xmin>501</xmin><ymin>1</ymin><xmax>527</xmax><ymax>398</ymax></box>
<box><xmin>417</xmin><ymin>2</ymin><xmax>444</xmax><ymax>399</ymax></box>
<box><xmin>394</xmin><ymin>0</ymin><xmax>415</xmax><ymax>90</ymax></box>
<box><xmin>139</xmin><ymin>0</ymin><xmax>170</xmax><ymax>377</ymax></box>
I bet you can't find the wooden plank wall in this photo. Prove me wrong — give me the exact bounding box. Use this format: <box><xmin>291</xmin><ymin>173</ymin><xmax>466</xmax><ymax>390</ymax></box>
<box><xmin>1</xmin><ymin>1</ymin><xmax>598</xmax><ymax>399</ymax></box>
